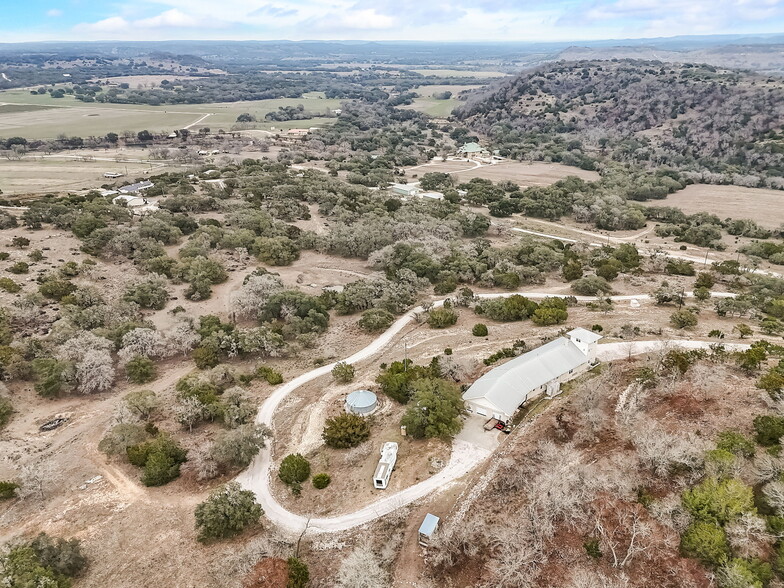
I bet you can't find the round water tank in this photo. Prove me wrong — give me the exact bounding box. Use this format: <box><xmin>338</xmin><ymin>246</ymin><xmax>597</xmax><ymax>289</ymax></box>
<box><xmin>345</xmin><ymin>389</ymin><xmax>378</xmax><ymax>415</ymax></box>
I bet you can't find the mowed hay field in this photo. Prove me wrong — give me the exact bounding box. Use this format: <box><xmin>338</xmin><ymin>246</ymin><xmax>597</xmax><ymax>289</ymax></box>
<box><xmin>408</xmin><ymin>159</ymin><xmax>600</xmax><ymax>186</ymax></box>
<box><xmin>644</xmin><ymin>184</ymin><xmax>784</xmax><ymax>227</ymax></box>
<box><xmin>401</xmin><ymin>84</ymin><xmax>483</xmax><ymax>117</ymax></box>
<box><xmin>0</xmin><ymin>89</ymin><xmax>342</xmax><ymax>139</ymax></box>
<box><xmin>0</xmin><ymin>157</ymin><xmax>182</xmax><ymax>195</ymax></box>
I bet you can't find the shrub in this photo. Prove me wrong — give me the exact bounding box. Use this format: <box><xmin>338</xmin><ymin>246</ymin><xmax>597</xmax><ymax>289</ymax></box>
<box><xmin>195</xmin><ymin>482</ymin><xmax>262</xmax><ymax>542</ymax></box>
<box><xmin>358</xmin><ymin>308</ymin><xmax>395</xmax><ymax>332</ymax></box>
<box><xmin>670</xmin><ymin>309</ymin><xmax>698</xmax><ymax>329</ymax></box>
<box><xmin>287</xmin><ymin>557</ymin><xmax>310</xmax><ymax>588</ymax></box>
<box><xmin>193</xmin><ymin>346</ymin><xmax>221</xmax><ymax>369</ymax></box>
<box><xmin>735</xmin><ymin>323</ymin><xmax>754</xmax><ymax>339</ymax></box>
<box><xmin>531</xmin><ymin>298</ymin><xmax>569</xmax><ymax>326</ymax></box>
<box><xmin>11</xmin><ymin>236</ymin><xmax>30</xmax><ymax>248</ymax></box>
<box><xmin>124</xmin><ymin>389</ymin><xmax>158</xmax><ymax>420</ymax></box>
<box><xmin>256</xmin><ymin>365</ymin><xmax>283</xmax><ymax>385</ymax></box>
<box><xmin>312</xmin><ymin>473</ymin><xmax>331</xmax><ymax>489</ymax></box>
<box><xmin>98</xmin><ymin>423</ymin><xmax>149</xmax><ymax>456</ymax></box>
<box><xmin>31</xmin><ymin>358</ymin><xmax>69</xmax><ymax>397</ymax></box>
<box><xmin>0</xmin><ymin>277</ymin><xmax>21</xmax><ymax>293</ymax></box>
<box><xmin>123</xmin><ymin>279</ymin><xmax>169</xmax><ymax>310</ymax></box>
<box><xmin>571</xmin><ymin>276</ymin><xmax>612</xmax><ymax>296</ymax></box>
<box><xmin>127</xmin><ymin>434</ymin><xmax>187</xmax><ymax>486</ymax></box>
<box><xmin>8</xmin><ymin>261</ymin><xmax>29</xmax><ymax>274</ymax></box>
<box><xmin>476</xmin><ymin>295</ymin><xmax>537</xmax><ymax>322</ymax></box>
<box><xmin>427</xmin><ymin>307</ymin><xmax>458</xmax><ymax>329</ymax></box>
<box><xmin>255</xmin><ymin>236</ymin><xmax>300</xmax><ymax>265</ymax></box>
<box><xmin>278</xmin><ymin>454</ymin><xmax>310</xmax><ymax>488</ymax></box>
<box><xmin>125</xmin><ymin>355</ymin><xmax>156</xmax><ymax>384</ymax></box>
<box><xmin>0</xmin><ymin>395</ymin><xmax>11</xmax><ymax>429</ymax></box>
<box><xmin>0</xmin><ymin>534</ymin><xmax>86</xmax><ymax>585</ymax></box>
<box><xmin>681</xmin><ymin>521</ymin><xmax>729</xmax><ymax>567</ymax></box>
<box><xmin>220</xmin><ymin>389</ymin><xmax>257</xmax><ymax>428</ymax></box>
<box><xmin>210</xmin><ymin>424</ymin><xmax>271</xmax><ymax>470</ymax></box>
<box><xmin>322</xmin><ymin>413</ymin><xmax>371</xmax><ymax>449</ymax></box>
<box><xmin>0</xmin><ymin>480</ymin><xmax>18</xmax><ymax>499</ymax></box>
<box><xmin>682</xmin><ymin>477</ymin><xmax>755</xmax><ymax>525</ymax></box>
<box><xmin>716</xmin><ymin>431</ymin><xmax>755</xmax><ymax>458</ymax></box>
<box><xmin>331</xmin><ymin>361</ymin><xmax>355</xmax><ymax>383</ymax></box>
<box><xmin>38</xmin><ymin>279</ymin><xmax>76</xmax><ymax>300</ymax></box>
<box><xmin>28</xmin><ymin>533</ymin><xmax>87</xmax><ymax>578</ymax></box>
<box><xmin>754</xmin><ymin>415</ymin><xmax>784</xmax><ymax>446</ymax></box>
<box><xmin>583</xmin><ymin>538</ymin><xmax>602</xmax><ymax>559</ymax></box>
<box><xmin>28</xmin><ymin>249</ymin><xmax>44</xmax><ymax>262</ymax></box>
<box><xmin>472</xmin><ymin>323</ymin><xmax>488</xmax><ymax>337</ymax></box>
<box><xmin>666</xmin><ymin>259</ymin><xmax>696</xmax><ymax>276</ymax></box>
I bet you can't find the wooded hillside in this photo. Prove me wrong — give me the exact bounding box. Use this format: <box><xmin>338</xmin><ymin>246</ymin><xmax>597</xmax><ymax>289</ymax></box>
<box><xmin>456</xmin><ymin>60</ymin><xmax>784</xmax><ymax>186</ymax></box>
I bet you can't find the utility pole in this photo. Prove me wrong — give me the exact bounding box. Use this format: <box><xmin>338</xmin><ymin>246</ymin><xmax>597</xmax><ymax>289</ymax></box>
<box><xmin>703</xmin><ymin>248</ymin><xmax>709</xmax><ymax>267</ymax></box>
<box><xmin>404</xmin><ymin>338</ymin><xmax>408</xmax><ymax>371</ymax></box>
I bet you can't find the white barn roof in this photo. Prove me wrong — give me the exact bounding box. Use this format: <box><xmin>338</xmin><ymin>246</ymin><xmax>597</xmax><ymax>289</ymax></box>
<box><xmin>462</xmin><ymin>335</ymin><xmax>591</xmax><ymax>417</ymax></box>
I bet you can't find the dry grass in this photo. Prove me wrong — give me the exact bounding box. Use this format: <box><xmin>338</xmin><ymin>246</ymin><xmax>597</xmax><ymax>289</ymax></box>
<box><xmin>406</xmin><ymin>160</ymin><xmax>600</xmax><ymax>186</ymax></box>
<box><xmin>643</xmin><ymin>184</ymin><xmax>784</xmax><ymax>228</ymax></box>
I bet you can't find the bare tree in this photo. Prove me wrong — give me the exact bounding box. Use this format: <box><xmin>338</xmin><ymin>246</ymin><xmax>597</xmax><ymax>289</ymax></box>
<box><xmin>763</xmin><ymin>481</ymin><xmax>784</xmax><ymax>517</ymax></box>
<box><xmin>568</xmin><ymin>568</ymin><xmax>630</xmax><ymax>588</ymax></box>
<box><xmin>16</xmin><ymin>460</ymin><xmax>59</xmax><ymax>501</ymax></box>
<box><xmin>593</xmin><ymin>500</ymin><xmax>654</xmax><ymax>568</ymax></box>
<box><xmin>336</xmin><ymin>547</ymin><xmax>390</xmax><ymax>588</ymax></box>
<box><xmin>725</xmin><ymin>512</ymin><xmax>772</xmax><ymax>558</ymax></box>
<box><xmin>175</xmin><ymin>396</ymin><xmax>208</xmax><ymax>432</ymax></box>
<box><xmin>633</xmin><ymin>419</ymin><xmax>706</xmax><ymax>478</ymax></box>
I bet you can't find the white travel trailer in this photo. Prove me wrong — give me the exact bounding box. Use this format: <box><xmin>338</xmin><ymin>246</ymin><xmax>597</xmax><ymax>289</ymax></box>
<box><xmin>373</xmin><ymin>442</ymin><xmax>398</xmax><ymax>489</ymax></box>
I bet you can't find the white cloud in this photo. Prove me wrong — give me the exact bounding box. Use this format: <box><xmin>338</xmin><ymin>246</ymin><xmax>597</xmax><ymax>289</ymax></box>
<box><xmin>74</xmin><ymin>16</ymin><xmax>131</xmax><ymax>34</ymax></box>
<box><xmin>46</xmin><ymin>8</ymin><xmax>63</xmax><ymax>17</ymax></box>
<box><xmin>135</xmin><ymin>9</ymin><xmax>203</xmax><ymax>28</ymax></box>
<box><xmin>64</xmin><ymin>0</ymin><xmax>784</xmax><ymax>41</ymax></box>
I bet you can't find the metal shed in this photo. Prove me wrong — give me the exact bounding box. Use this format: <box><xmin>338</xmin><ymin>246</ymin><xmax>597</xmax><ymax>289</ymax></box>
<box><xmin>418</xmin><ymin>514</ymin><xmax>440</xmax><ymax>546</ymax></box>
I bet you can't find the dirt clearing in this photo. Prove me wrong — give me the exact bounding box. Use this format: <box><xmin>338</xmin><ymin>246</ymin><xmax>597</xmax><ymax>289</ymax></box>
<box><xmin>406</xmin><ymin>160</ymin><xmax>599</xmax><ymax>186</ymax></box>
<box><xmin>644</xmin><ymin>184</ymin><xmax>784</xmax><ymax>227</ymax></box>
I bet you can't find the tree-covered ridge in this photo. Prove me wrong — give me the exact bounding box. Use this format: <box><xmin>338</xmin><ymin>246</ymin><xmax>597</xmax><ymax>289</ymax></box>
<box><xmin>456</xmin><ymin>60</ymin><xmax>784</xmax><ymax>185</ymax></box>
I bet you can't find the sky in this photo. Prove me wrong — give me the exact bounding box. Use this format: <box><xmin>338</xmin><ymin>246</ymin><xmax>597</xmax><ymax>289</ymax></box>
<box><xmin>3</xmin><ymin>0</ymin><xmax>784</xmax><ymax>43</ymax></box>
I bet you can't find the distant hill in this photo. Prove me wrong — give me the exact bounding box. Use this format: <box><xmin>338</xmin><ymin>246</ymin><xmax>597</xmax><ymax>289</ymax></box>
<box><xmin>556</xmin><ymin>44</ymin><xmax>784</xmax><ymax>75</ymax></box>
<box><xmin>455</xmin><ymin>60</ymin><xmax>784</xmax><ymax>183</ymax></box>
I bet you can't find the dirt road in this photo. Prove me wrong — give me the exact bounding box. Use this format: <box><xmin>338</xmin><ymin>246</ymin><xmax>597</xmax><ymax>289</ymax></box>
<box><xmin>237</xmin><ymin>289</ymin><xmax>745</xmax><ymax>536</ymax></box>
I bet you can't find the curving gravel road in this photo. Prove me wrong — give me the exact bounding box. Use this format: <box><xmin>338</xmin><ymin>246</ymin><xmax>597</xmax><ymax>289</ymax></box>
<box><xmin>237</xmin><ymin>290</ymin><xmax>744</xmax><ymax>535</ymax></box>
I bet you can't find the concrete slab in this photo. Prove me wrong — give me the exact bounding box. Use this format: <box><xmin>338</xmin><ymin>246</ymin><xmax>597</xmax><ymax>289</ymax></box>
<box><xmin>455</xmin><ymin>415</ymin><xmax>502</xmax><ymax>451</ymax></box>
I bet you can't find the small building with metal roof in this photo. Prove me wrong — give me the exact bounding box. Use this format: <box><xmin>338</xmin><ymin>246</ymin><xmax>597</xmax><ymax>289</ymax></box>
<box><xmin>462</xmin><ymin>328</ymin><xmax>601</xmax><ymax>421</ymax></box>
<box><xmin>418</xmin><ymin>514</ymin><xmax>440</xmax><ymax>546</ymax></box>
<box><xmin>118</xmin><ymin>180</ymin><xmax>154</xmax><ymax>194</ymax></box>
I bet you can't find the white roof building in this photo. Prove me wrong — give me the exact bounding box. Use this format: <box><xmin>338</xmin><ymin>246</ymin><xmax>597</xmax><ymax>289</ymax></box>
<box><xmin>112</xmin><ymin>194</ymin><xmax>159</xmax><ymax>215</ymax></box>
<box><xmin>418</xmin><ymin>514</ymin><xmax>440</xmax><ymax>546</ymax></box>
<box><xmin>462</xmin><ymin>328</ymin><xmax>602</xmax><ymax>421</ymax></box>
<box><xmin>118</xmin><ymin>180</ymin><xmax>154</xmax><ymax>194</ymax></box>
<box><xmin>390</xmin><ymin>183</ymin><xmax>421</xmax><ymax>197</ymax></box>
